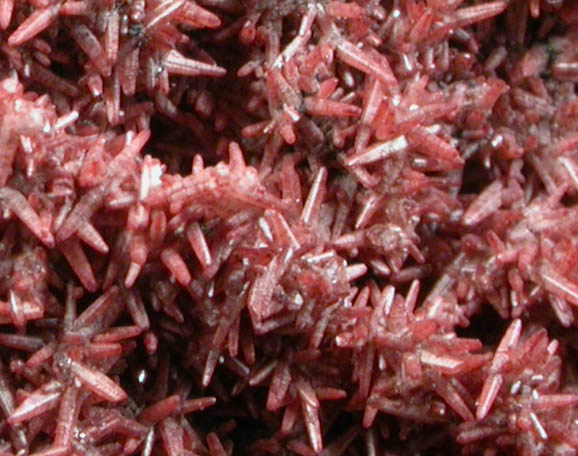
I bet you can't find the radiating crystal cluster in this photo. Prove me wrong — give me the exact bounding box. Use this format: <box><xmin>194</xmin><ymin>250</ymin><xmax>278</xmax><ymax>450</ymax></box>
<box><xmin>0</xmin><ymin>0</ymin><xmax>577</xmax><ymax>455</ymax></box>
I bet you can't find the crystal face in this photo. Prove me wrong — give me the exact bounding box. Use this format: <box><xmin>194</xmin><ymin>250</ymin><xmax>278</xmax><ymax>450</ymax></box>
<box><xmin>0</xmin><ymin>0</ymin><xmax>577</xmax><ymax>454</ymax></box>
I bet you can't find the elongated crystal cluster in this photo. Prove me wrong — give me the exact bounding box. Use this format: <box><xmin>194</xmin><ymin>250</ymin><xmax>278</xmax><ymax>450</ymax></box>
<box><xmin>0</xmin><ymin>0</ymin><xmax>577</xmax><ymax>455</ymax></box>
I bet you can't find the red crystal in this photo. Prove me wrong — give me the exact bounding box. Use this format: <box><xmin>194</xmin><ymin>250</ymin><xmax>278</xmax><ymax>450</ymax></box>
<box><xmin>0</xmin><ymin>0</ymin><xmax>577</xmax><ymax>454</ymax></box>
